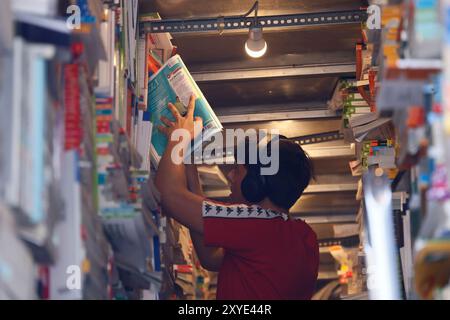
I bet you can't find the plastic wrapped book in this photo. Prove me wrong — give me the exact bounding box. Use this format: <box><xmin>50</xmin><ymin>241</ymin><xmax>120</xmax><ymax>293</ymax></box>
<box><xmin>147</xmin><ymin>55</ymin><xmax>222</xmax><ymax>166</ymax></box>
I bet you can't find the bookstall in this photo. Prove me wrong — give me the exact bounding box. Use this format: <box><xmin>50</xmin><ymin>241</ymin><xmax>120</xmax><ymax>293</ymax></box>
<box><xmin>1</xmin><ymin>0</ymin><xmax>449</xmax><ymax>300</ymax></box>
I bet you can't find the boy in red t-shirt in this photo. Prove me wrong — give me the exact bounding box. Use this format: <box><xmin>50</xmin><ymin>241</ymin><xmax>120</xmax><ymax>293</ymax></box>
<box><xmin>155</xmin><ymin>95</ymin><xmax>319</xmax><ymax>300</ymax></box>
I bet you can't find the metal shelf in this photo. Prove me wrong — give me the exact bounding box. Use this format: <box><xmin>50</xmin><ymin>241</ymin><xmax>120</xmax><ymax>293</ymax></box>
<box><xmin>217</xmin><ymin>108</ymin><xmax>337</xmax><ymax>124</ymax></box>
<box><xmin>140</xmin><ymin>10</ymin><xmax>368</xmax><ymax>34</ymax></box>
<box><xmin>192</xmin><ymin>63</ymin><xmax>356</xmax><ymax>82</ymax></box>
<box><xmin>290</xmin><ymin>130</ymin><xmax>344</xmax><ymax>146</ymax></box>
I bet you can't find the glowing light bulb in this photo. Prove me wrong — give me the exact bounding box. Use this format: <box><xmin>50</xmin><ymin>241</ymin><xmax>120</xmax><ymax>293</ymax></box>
<box><xmin>245</xmin><ymin>27</ymin><xmax>267</xmax><ymax>58</ymax></box>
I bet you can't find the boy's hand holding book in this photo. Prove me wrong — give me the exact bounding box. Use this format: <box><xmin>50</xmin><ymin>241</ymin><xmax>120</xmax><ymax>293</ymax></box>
<box><xmin>158</xmin><ymin>94</ymin><xmax>203</xmax><ymax>147</ymax></box>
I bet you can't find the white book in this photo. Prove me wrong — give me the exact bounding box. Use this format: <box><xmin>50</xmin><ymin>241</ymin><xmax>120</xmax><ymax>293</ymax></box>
<box><xmin>401</xmin><ymin>211</ymin><xmax>413</xmax><ymax>297</ymax></box>
<box><xmin>354</xmin><ymin>107</ymin><xmax>372</xmax><ymax>113</ymax></box>
<box><xmin>356</xmin><ymin>79</ymin><xmax>369</xmax><ymax>86</ymax></box>
<box><xmin>147</xmin><ymin>123</ymin><xmax>153</xmax><ymax>170</ymax></box>
<box><xmin>367</xmin><ymin>154</ymin><xmax>395</xmax><ymax>165</ymax></box>
<box><xmin>7</xmin><ymin>38</ymin><xmax>24</xmax><ymax>207</ymax></box>
<box><xmin>0</xmin><ymin>56</ymin><xmax>13</xmax><ymax>199</ymax></box>
<box><xmin>49</xmin><ymin>151</ymin><xmax>85</xmax><ymax>300</ymax></box>
<box><xmin>352</xmin><ymin>117</ymin><xmax>391</xmax><ymax>138</ymax></box>
<box><xmin>0</xmin><ymin>204</ymin><xmax>36</xmax><ymax>299</ymax></box>
<box><xmin>348</xmin><ymin>109</ymin><xmax>371</xmax><ymax>119</ymax></box>
<box><xmin>125</xmin><ymin>0</ymin><xmax>138</xmax><ymax>83</ymax></box>
<box><xmin>137</xmin><ymin>118</ymin><xmax>152</xmax><ymax>172</ymax></box>
<box><xmin>349</xmin><ymin>112</ymin><xmax>379</xmax><ymax>128</ymax></box>
<box><xmin>347</xmin><ymin>93</ymin><xmax>363</xmax><ymax>100</ymax></box>
<box><xmin>137</xmin><ymin>36</ymin><xmax>148</xmax><ymax>107</ymax></box>
<box><xmin>12</xmin><ymin>0</ymin><xmax>58</xmax><ymax>16</ymax></box>
<box><xmin>0</xmin><ymin>0</ymin><xmax>13</xmax><ymax>54</ymax></box>
<box><xmin>95</xmin><ymin>8</ymin><xmax>115</xmax><ymax>97</ymax></box>
<box><xmin>346</xmin><ymin>100</ymin><xmax>370</xmax><ymax>107</ymax></box>
<box><xmin>135</xmin><ymin>109</ymin><xmax>143</xmax><ymax>148</ymax></box>
<box><xmin>136</xmin><ymin>111</ymin><xmax>144</xmax><ymax>155</ymax></box>
<box><xmin>198</xmin><ymin>165</ymin><xmax>229</xmax><ymax>188</ymax></box>
<box><xmin>114</xmin><ymin>49</ymin><xmax>121</xmax><ymax>121</ymax></box>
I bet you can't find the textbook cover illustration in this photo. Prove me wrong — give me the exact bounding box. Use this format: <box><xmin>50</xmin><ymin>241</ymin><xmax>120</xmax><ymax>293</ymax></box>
<box><xmin>148</xmin><ymin>54</ymin><xmax>222</xmax><ymax>165</ymax></box>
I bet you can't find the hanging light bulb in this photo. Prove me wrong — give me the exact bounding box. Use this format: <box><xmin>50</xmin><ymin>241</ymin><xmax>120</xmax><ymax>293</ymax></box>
<box><xmin>245</xmin><ymin>27</ymin><xmax>267</xmax><ymax>58</ymax></box>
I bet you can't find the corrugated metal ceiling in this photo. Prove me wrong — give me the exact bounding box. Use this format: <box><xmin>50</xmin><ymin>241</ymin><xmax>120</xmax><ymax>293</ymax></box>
<box><xmin>140</xmin><ymin>0</ymin><xmax>367</xmax><ymax>107</ymax></box>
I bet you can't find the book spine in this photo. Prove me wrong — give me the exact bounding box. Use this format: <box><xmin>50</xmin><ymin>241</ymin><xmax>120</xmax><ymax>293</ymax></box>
<box><xmin>126</xmin><ymin>85</ymin><xmax>132</xmax><ymax>137</ymax></box>
<box><xmin>64</xmin><ymin>64</ymin><xmax>82</xmax><ymax>151</ymax></box>
<box><xmin>346</xmin><ymin>93</ymin><xmax>364</xmax><ymax>100</ymax></box>
<box><xmin>30</xmin><ymin>56</ymin><xmax>47</xmax><ymax>223</ymax></box>
<box><xmin>344</xmin><ymin>100</ymin><xmax>370</xmax><ymax>107</ymax></box>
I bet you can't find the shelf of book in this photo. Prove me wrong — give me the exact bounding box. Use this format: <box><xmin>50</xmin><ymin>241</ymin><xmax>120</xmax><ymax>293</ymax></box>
<box><xmin>331</xmin><ymin>0</ymin><xmax>450</xmax><ymax>300</ymax></box>
<box><xmin>1</xmin><ymin>0</ymin><xmax>212</xmax><ymax>301</ymax></box>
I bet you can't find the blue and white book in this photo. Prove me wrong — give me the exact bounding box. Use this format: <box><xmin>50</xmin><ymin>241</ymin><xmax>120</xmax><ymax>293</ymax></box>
<box><xmin>148</xmin><ymin>54</ymin><xmax>222</xmax><ymax>166</ymax></box>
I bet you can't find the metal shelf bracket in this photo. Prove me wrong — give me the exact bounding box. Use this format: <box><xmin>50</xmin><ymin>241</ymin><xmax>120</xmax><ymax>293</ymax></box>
<box><xmin>140</xmin><ymin>10</ymin><xmax>368</xmax><ymax>34</ymax></box>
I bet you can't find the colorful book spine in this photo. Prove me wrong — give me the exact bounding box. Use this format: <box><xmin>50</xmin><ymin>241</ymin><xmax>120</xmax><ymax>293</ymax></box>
<box><xmin>64</xmin><ymin>64</ymin><xmax>82</xmax><ymax>151</ymax></box>
<box><xmin>361</xmin><ymin>140</ymin><xmax>396</xmax><ymax>168</ymax></box>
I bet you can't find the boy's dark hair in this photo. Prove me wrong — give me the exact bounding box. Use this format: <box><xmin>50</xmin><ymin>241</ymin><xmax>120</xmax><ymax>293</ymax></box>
<box><xmin>235</xmin><ymin>136</ymin><xmax>314</xmax><ymax>210</ymax></box>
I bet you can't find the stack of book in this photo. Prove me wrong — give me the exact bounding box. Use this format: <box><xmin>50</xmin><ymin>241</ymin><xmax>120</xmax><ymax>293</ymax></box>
<box><xmin>331</xmin><ymin>80</ymin><xmax>392</xmax><ymax>142</ymax></box>
<box><xmin>95</xmin><ymin>80</ymin><xmax>164</xmax><ymax>297</ymax></box>
<box><xmin>132</xmin><ymin>12</ymin><xmax>174</xmax><ymax>163</ymax></box>
<box><xmin>343</xmin><ymin>92</ymin><xmax>371</xmax><ymax>121</ymax></box>
<box><xmin>51</xmin><ymin>58</ymin><xmax>110</xmax><ymax>299</ymax></box>
<box><xmin>173</xmin><ymin>223</ymin><xmax>196</xmax><ymax>300</ymax></box>
<box><xmin>94</xmin><ymin>6</ymin><xmax>210</xmax><ymax>299</ymax></box>
<box><xmin>1</xmin><ymin>0</ymin><xmax>169</xmax><ymax>300</ymax></box>
<box><xmin>361</xmin><ymin>139</ymin><xmax>396</xmax><ymax>170</ymax></box>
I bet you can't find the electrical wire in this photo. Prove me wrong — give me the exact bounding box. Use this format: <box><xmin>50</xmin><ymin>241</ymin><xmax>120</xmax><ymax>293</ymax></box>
<box><xmin>165</xmin><ymin>0</ymin><xmax>260</xmax><ymax>35</ymax></box>
<box><xmin>217</xmin><ymin>1</ymin><xmax>259</xmax><ymax>35</ymax></box>
<box><xmin>239</xmin><ymin>1</ymin><xmax>259</xmax><ymax>19</ymax></box>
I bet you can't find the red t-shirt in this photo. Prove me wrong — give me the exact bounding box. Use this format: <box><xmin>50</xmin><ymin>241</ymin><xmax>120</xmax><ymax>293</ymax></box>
<box><xmin>202</xmin><ymin>199</ymin><xmax>319</xmax><ymax>300</ymax></box>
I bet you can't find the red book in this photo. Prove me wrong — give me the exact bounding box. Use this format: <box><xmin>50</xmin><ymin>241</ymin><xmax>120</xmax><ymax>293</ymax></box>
<box><xmin>64</xmin><ymin>64</ymin><xmax>82</xmax><ymax>150</ymax></box>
